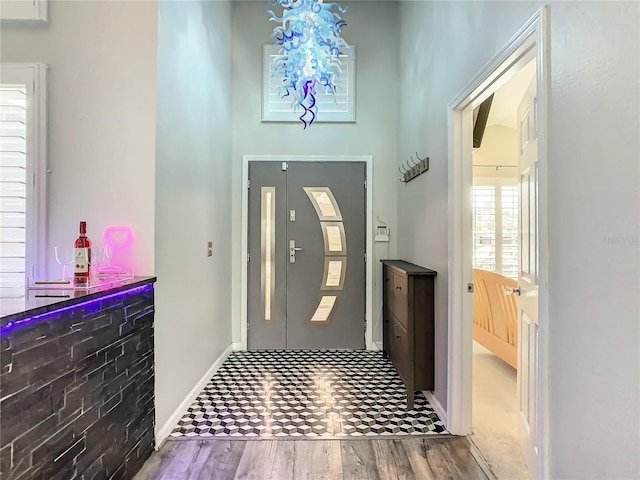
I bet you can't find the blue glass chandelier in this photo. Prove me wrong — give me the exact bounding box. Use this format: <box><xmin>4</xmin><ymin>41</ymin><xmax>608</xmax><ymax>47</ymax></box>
<box><xmin>267</xmin><ymin>0</ymin><xmax>351</xmax><ymax>128</ymax></box>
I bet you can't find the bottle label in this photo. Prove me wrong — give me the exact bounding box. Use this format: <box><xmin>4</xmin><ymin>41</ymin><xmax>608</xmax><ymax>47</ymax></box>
<box><xmin>74</xmin><ymin>248</ymin><xmax>88</xmax><ymax>273</ymax></box>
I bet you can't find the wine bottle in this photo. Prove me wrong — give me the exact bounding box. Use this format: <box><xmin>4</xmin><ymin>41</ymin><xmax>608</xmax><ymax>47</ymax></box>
<box><xmin>73</xmin><ymin>221</ymin><xmax>92</xmax><ymax>285</ymax></box>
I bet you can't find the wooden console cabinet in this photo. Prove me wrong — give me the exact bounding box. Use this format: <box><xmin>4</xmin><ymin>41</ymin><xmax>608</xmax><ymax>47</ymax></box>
<box><xmin>381</xmin><ymin>260</ymin><xmax>437</xmax><ymax>409</ymax></box>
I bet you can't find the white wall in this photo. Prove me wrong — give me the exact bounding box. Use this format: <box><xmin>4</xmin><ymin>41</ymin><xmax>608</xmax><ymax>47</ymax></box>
<box><xmin>0</xmin><ymin>1</ymin><xmax>158</xmax><ymax>277</ymax></box>
<box><xmin>230</xmin><ymin>1</ymin><xmax>400</xmax><ymax>345</ymax></box>
<box><xmin>398</xmin><ymin>1</ymin><xmax>639</xmax><ymax>478</ymax></box>
<box><xmin>547</xmin><ymin>3</ymin><xmax>639</xmax><ymax>478</ymax></box>
<box><xmin>154</xmin><ymin>0</ymin><xmax>233</xmax><ymax>433</ymax></box>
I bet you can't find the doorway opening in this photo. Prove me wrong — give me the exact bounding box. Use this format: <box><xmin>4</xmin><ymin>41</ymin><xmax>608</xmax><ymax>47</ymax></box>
<box><xmin>470</xmin><ymin>58</ymin><xmax>536</xmax><ymax>479</ymax></box>
<box><xmin>447</xmin><ymin>7</ymin><xmax>550</xmax><ymax>479</ymax></box>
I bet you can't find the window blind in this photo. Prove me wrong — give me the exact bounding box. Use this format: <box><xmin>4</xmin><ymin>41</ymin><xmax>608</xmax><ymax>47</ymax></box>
<box><xmin>472</xmin><ymin>183</ymin><xmax>519</xmax><ymax>280</ymax></box>
<box><xmin>0</xmin><ymin>85</ymin><xmax>27</xmax><ymax>296</ymax></box>
<box><xmin>501</xmin><ymin>185</ymin><xmax>519</xmax><ymax>279</ymax></box>
<box><xmin>472</xmin><ymin>185</ymin><xmax>496</xmax><ymax>272</ymax></box>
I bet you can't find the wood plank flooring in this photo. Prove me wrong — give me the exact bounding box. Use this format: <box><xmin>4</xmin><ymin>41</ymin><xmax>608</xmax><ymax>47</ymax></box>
<box><xmin>133</xmin><ymin>437</ymin><xmax>490</xmax><ymax>480</ymax></box>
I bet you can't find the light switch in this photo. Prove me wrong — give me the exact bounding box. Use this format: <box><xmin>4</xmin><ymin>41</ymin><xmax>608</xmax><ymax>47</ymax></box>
<box><xmin>207</xmin><ymin>242</ymin><xmax>213</xmax><ymax>257</ymax></box>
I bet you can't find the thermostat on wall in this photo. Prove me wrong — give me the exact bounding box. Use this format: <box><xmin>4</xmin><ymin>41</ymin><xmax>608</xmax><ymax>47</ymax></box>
<box><xmin>375</xmin><ymin>225</ymin><xmax>390</xmax><ymax>242</ymax></box>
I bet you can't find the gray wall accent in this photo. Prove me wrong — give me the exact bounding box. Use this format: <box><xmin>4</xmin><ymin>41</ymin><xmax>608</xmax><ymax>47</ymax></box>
<box><xmin>154</xmin><ymin>0</ymin><xmax>234</xmax><ymax>435</ymax></box>
<box><xmin>230</xmin><ymin>1</ymin><xmax>400</xmax><ymax>346</ymax></box>
<box><xmin>0</xmin><ymin>287</ymin><xmax>155</xmax><ymax>479</ymax></box>
<box><xmin>398</xmin><ymin>2</ymin><xmax>640</xmax><ymax>478</ymax></box>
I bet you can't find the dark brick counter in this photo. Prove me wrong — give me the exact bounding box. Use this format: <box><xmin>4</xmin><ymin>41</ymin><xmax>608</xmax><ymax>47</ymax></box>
<box><xmin>0</xmin><ymin>278</ymin><xmax>156</xmax><ymax>480</ymax></box>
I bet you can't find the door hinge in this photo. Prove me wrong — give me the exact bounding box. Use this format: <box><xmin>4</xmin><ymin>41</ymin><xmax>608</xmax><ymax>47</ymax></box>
<box><xmin>248</xmin><ymin>180</ymin><xmax>250</xmax><ymax>189</ymax></box>
<box><xmin>364</xmin><ymin>179</ymin><xmax>367</xmax><ymax>189</ymax></box>
<box><xmin>282</xmin><ymin>162</ymin><xmax>288</xmax><ymax>171</ymax></box>
<box><xmin>364</xmin><ymin>253</ymin><xmax>367</xmax><ymax>263</ymax></box>
<box><xmin>364</xmin><ymin>320</ymin><xmax>367</xmax><ymax>331</ymax></box>
<box><xmin>247</xmin><ymin>253</ymin><xmax>251</xmax><ymax>262</ymax></box>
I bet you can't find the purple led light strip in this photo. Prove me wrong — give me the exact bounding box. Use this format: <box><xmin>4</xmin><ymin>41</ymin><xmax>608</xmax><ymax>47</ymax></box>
<box><xmin>0</xmin><ymin>283</ymin><xmax>154</xmax><ymax>335</ymax></box>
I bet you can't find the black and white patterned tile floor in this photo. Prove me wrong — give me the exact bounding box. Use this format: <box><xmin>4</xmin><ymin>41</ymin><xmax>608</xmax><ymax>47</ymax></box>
<box><xmin>170</xmin><ymin>350</ymin><xmax>448</xmax><ymax>439</ymax></box>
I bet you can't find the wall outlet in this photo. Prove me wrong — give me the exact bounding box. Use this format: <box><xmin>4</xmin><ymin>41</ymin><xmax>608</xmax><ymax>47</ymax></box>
<box><xmin>207</xmin><ymin>242</ymin><xmax>213</xmax><ymax>257</ymax></box>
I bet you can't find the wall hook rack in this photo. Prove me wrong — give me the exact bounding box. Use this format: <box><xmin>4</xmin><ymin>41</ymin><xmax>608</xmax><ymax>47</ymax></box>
<box><xmin>399</xmin><ymin>153</ymin><xmax>429</xmax><ymax>183</ymax></box>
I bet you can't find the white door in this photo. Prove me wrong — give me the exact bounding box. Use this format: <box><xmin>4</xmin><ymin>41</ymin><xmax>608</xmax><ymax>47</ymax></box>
<box><xmin>516</xmin><ymin>78</ymin><xmax>539</xmax><ymax>476</ymax></box>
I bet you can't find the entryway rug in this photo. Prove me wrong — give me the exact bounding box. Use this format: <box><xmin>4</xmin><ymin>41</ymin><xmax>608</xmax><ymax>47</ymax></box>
<box><xmin>169</xmin><ymin>350</ymin><xmax>448</xmax><ymax>439</ymax></box>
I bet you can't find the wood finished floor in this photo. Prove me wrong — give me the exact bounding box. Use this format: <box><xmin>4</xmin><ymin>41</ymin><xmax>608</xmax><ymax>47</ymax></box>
<box><xmin>133</xmin><ymin>437</ymin><xmax>490</xmax><ymax>480</ymax></box>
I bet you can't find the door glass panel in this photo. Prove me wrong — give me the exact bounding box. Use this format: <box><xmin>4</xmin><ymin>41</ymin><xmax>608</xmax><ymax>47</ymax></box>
<box><xmin>326</xmin><ymin>260</ymin><xmax>342</xmax><ymax>287</ymax></box>
<box><xmin>321</xmin><ymin>222</ymin><xmax>346</xmax><ymax>254</ymax></box>
<box><xmin>261</xmin><ymin>187</ymin><xmax>275</xmax><ymax>321</ymax></box>
<box><xmin>323</xmin><ymin>258</ymin><xmax>346</xmax><ymax>289</ymax></box>
<box><xmin>312</xmin><ymin>192</ymin><xmax>337</xmax><ymax>217</ymax></box>
<box><xmin>304</xmin><ymin>187</ymin><xmax>343</xmax><ymax>220</ymax></box>
<box><xmin>326</xmin><ymin>225</ymin><xmax>342</xmax><ymax>252</ymax></box>
<box><xmin>310</xmin><ymin>295</ymin><xmax>337</xmax><ymax>322</ymax></box>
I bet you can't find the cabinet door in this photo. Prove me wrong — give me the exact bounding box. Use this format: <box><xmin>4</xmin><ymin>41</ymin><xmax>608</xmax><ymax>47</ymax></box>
<box><xmin>383</xmin><ymin>308</ymin><xmax>394</xmax><ymax>358</ymax></box>
<box><xmin>383</xmin><ymin>267</ymin><xmax>394</xmax><ymax>313</ymax></box>
<box><xmin>393</xmin><ymin>274</ymin><xmax>408</xmax><ymax>328</ymax></box>
<box><xmin>393</xmin><ymin>319</ymin><xmax>413</xmax><ymax>384</ymax></box>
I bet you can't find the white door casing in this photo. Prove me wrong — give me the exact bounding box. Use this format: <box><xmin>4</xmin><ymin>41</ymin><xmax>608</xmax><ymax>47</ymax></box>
<box><xmin>517</xmin><ymin>78</ymin><xmax>539</xmax><ymax>476</ymax></box>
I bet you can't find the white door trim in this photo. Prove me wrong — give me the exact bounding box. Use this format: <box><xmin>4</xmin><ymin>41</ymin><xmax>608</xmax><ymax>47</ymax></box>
<box><xmin>446</xmin><ymin>6</ymin><xmax>550</xmax><ymax>478</ymax></box>
<box><xmin>240</xmin><ymin>155</ymin><xmax>374</xmax><ymax>351</ymax></box>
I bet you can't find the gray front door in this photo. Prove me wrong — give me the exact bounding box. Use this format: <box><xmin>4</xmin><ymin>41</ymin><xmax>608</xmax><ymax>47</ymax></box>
<box><xmin>248</xmin><ymin>161</ymin><xmax>366</xmax><ymax>349</ymax></box>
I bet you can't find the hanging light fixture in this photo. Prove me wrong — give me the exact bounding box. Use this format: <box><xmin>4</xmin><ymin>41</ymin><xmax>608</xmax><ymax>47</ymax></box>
<box><xmin>267</xmin><ymin>0</ymin><xmax>351</xmax><ymax>129</ymax></box>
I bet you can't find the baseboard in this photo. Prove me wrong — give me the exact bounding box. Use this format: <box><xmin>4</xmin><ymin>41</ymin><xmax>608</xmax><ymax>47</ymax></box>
<box><xmin>232</xmin><ymin>342</ymin><xmax>244</xmax><ymax>351</ymax></box>
<box><xmin>155</xmin><ymin>343</ymin><xmax>234</xmax><ymax>447</ymax></box>
<box><xmin>424</xmin><ymin>390</ymin><xmax>448</xmax><ymax>426</ymax></box>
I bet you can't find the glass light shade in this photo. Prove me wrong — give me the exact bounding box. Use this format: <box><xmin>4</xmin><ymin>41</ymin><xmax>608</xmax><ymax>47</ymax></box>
<box><xmin>267</xmin><ymin>0</ymin><xmax>351</xmax><ymax>128</ymax></box>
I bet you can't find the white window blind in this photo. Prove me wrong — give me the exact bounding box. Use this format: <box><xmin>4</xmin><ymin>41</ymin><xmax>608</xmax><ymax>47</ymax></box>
<box><xmin>0</xmin><ymin>84</ymin><xmax>27</xmax><ymax>296</ymax></box>
<box><xmin>472</xmin><ymin>182</ymin><xmax>519</xmax><ymax>279</ymax></box>
<box><xmin>262</xmin><ymin>44</ymin><xmax>356</xmax><ymax>123</ymax></box>
<box><xmin>0</xmin><ymin>64</ymin><xmax>46</xmax><ymax>297</ymax></box>
<box><xmin>501</xmin><ymin>185</ymin><xmax>518</xmax><ymax>279</ymax></box>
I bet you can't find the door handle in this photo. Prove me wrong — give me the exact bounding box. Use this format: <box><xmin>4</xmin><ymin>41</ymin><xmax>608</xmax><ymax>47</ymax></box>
<box><xmin>505</xmin><ymin>285</ymin><xmax>521</xmax><ymax>296</ymax></box>
<box><xmin>289</xmin><ymin>240</ymin><xmax>303</xmax><ymax>263</ymax></box>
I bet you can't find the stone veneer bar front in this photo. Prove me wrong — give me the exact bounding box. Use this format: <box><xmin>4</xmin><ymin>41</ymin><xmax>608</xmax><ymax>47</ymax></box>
<box><xmin>0</xmin><ymin>277</ymin><xmax>156</xmax><ymax>480</ymax></box>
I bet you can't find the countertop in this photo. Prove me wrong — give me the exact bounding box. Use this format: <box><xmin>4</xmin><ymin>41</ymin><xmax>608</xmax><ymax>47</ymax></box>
<box><xmin>0</xmin><ymin>276</ymin><xmax>157</xmax><ymax>325</ymax></box>
<box><xmin>380</xmin><ymin>259</ymin><xmax>437</xmax><ymax>276</ymax></box>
